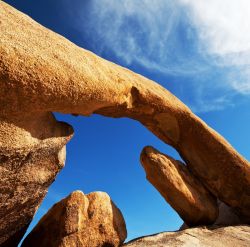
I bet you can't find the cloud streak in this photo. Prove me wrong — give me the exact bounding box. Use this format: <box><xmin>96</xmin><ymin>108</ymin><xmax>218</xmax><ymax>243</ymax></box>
<box><xmin>66</xmin><ymin>0</ymin><xmax>250</xmax><ymax>112</ymax></box>
<box><xmin>81</xmin><ymin>0</ymin><xmax>206</xmax><ymax>75</ymax></box>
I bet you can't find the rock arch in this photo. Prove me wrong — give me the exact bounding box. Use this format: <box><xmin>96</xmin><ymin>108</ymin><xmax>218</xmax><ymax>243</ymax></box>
<box><xmin>0</xmin><ymin>1</ymin><xmax>249</xmax><ymax>246</ymax></box>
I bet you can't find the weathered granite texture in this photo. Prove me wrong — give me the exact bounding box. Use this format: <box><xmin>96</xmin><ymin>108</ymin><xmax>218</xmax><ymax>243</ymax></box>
<box><xmin>123</xmin><ymin>225</ymin><xmax>250</xmax><ymax>247</ymax></box>
<box><xmin>0</xmin><ymin>111</ymin><xmax>73</xmax><ymax>246</ymax></box>
<box><xmin>22</xmin><ymin>191</ymin><xmax>127</xmax><ymax>247</ymax></box>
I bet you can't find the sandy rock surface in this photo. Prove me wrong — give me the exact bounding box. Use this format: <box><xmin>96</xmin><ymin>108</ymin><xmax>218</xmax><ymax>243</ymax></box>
<box><xmin>123</xmin><ymin>225</ymin><xmax>250</xmax><ymax>247</ymax></box>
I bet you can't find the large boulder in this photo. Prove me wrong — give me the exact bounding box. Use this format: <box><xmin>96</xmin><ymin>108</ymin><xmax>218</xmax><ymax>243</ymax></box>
<box><xmin>22</xmin><ymin>191</ymin><xmax>127</xmax><ymax>247</ymax></box>
<box><xmin>123</xmin><ymin>225</ymin><xmax>250</xmax><ymax>247</ymax></box>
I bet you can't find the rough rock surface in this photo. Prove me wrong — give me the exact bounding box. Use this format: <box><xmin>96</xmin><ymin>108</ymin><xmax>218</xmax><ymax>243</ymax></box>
<box><xmin>0</xmin><ymin>112</ymin><xmax>73</xmax><ymax>247</ymax></box>
<box><xmin>22</xmin><ymin>191</ymin><xmax>127</xmax><ymax>247</ymax></box>
<box><xmin>140</xmin><ymin>146</ymin><xmax>218</xmax><ymax>226</ymax></box>
<box><xmin>0</xmin><ymin>1</ymin><xmax>250</xmax><ymax>245</ymax></box>
<box><xmin>123</xmin><ymin>225</ymin><xmax>250</xmax><ymax>247</ymax></box>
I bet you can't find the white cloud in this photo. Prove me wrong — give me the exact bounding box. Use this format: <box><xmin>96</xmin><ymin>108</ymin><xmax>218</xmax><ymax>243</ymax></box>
<box><xmin>180</xmin><ymin>0</ymin><xmax>250</xmax><ymax>56</ymax></box>
<box><xmin>74</xmin><ymin>0</ymin><xmax>213</xmax><ymax>76</ymax></box>
<box><xmin>70</xmin><ymin>0</ymin><xmax>250</xmax><ymax>111</ymax></box>
<box><xmin>180</xmin><ymin>0</ymin><xmax>250</xmax><ymax>94</ymax></box>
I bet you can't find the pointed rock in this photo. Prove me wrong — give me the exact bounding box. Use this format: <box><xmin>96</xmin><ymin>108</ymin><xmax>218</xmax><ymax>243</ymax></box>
<box><xmin>141</xmin><ymin>146</ymin><xmax>218</xmax><ymax>226</ymax></box>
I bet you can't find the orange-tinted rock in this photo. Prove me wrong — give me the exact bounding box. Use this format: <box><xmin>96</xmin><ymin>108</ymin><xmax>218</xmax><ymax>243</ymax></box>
<box><xmin>1</xmin><ymin>1</ymin><xmax>249</xmax><ymax>220</ymax></box>
<box><xmin>22</xmin><ymin>191</ymin><xmax>127</xmax><ymax>247</ymax></box>
<box><xmin>141</xmin><ymin>146</ymin><xmax>218</xmax><ymax>226</ymax></box>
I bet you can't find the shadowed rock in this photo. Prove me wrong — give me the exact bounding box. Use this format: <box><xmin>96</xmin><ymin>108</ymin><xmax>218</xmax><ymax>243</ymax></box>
<box><xmin>22</xmin><ymin>191</ymin><xmax>127</xmax><ymax>247</ymax></box>
<box><xmin>141</xmin><ymin>146</ymin><xmax>218</xmax><ymax>226</ymax></box>
<box><xmin>0</xmin><ymin>1</ymin><xmax>250</xmax><ymax>245</ymax></box>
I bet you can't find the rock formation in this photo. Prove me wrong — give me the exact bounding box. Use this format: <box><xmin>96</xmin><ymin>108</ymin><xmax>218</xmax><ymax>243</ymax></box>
<box><xmin>0</xmin><ymin>1</ymin><xmax>250</xmax><ymax>246</ymax></box>
<box><xmin>123</xmin><ymin>225</ymin><xmax>250</xmax><ymax>247</ymax></box>
<box><xmin>140</xmin><ymin>146</ymin><xmax>218</xmax><ymax>226</ymax></box>
<box><xmin>0</xmin><ymin>112</ymin><xmax>73</xmax><ymax>247</ymax></box>
<box><xmin>22</xmin><ymin>191</ymin><xmax>127</xmax><ymax>247</ymax></box>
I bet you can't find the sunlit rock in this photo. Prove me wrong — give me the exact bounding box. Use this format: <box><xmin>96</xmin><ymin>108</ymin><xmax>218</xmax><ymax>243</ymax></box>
<box><xmin>22</xmin><ymin>191</ymin><xmax>127</xmax><ymax>247</ymax></box>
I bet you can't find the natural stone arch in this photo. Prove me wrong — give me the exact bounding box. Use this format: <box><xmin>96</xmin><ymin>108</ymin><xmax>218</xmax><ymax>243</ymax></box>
<box><xmin>0</xmin><ymin>1</ymin><xmax>249</xmax><ymax>246</ymax></box>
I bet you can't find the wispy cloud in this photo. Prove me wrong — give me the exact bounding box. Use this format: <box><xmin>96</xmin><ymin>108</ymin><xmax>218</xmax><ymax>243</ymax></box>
<box><xmin>76</xmin><ymin>0</ymin><xmax>206</xmax><ymax>75</ymax></box>
<box><xmin>66</xmin><ymin>0</ymin><xmax>250</xmax><ymax>112</ymax></box>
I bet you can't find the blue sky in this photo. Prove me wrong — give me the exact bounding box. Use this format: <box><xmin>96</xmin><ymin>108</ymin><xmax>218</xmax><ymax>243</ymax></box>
<box><xmin>4</xmin><ymin>0</ymin><xmax>250</xmax><ymax>243</ymax></box>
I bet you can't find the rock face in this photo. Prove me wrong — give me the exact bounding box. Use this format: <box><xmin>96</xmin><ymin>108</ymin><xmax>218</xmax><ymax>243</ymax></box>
<box><xmin>123</xmin><ymin>225</ymin><xmax>250</xmax><ymax>247</ymax></box>
<box><xmin>22</xmin><ymin>191</ymin><xmax>127</xmax><ymax>247</ymax></box>
<box><xmin>0</xmin><ymin>1</ymin><xmax>250</xmax><ymax>245</ymax></box>
<box><xmin>0</xmin><ymin>112</ymin><xmax>73</xmax><ymax>247</ymax></box>
<box><xmin>140</xmin><ymin>146</ymin><xmax>218</xmax><ymax>226</ymax></box>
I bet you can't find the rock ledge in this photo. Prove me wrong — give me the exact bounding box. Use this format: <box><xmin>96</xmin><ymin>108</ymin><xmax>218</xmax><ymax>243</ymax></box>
<box><xmin>123</xmin><ymin>225</ymin><xmax>250</xmax><ymax>247</ymax></box>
